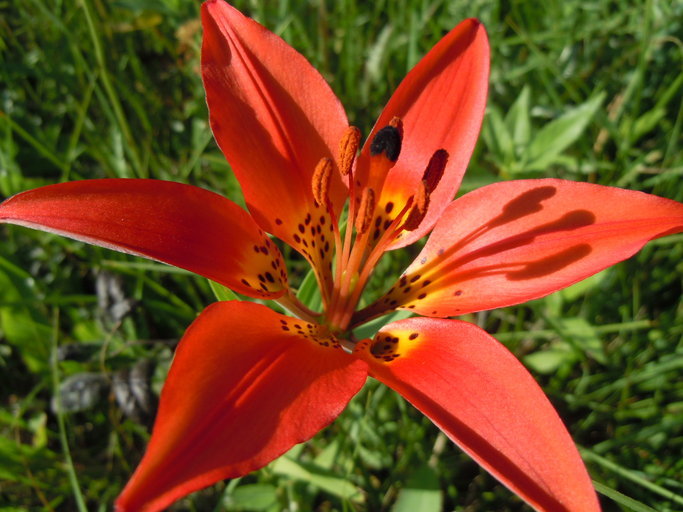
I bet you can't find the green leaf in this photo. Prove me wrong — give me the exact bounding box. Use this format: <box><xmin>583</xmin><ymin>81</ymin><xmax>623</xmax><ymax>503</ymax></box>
<box><xmin>223</xmin><ymin>483</ymin><xmax>279</xmax><ymax>511</ymax></box>
<box><xmin>592</xmin><ymin>481</ymin><xmax>658</xmax><ymax>512</ymax></box>
<box><xmin>524</xmin><ymin>344</ymin><xmax>575</xmax><ymax>374</ymax></box>
<box><xmin>392</xmin><ymin>465</ymin><xmax>442</xmax><ymax>512</ymax></box>
<box><xmin>557</xmin><ymin>317</ymin><xmax>606</xmax><ymax>364</ymax></box>
<box><xmin>560</xmin><ymin>269</ymin><xmax>608</xmax><ymax>302</ymax></box>
<box><xmin>353</xmin><ymin>309</ymin><xmax>413</xmax><ymax>340</ymax></box>
<box><xmin>271</xmin><ymin>455</ymin><xmax>364</xmax><ymax>503</ymax></box>
<box><xmin>0</xmin><ymin>257</ymin><xmax>52</xmax><ymax>373</ymax></box>
<box><xmin>485</xmin><ymin>105</ymin><xmax>514</xmax><ymax>162</ymax></box>
<box><xmin>296</xmin><ymin>268</ymin><xmax>322</xmax><ymax>312</ymax></box>
<box><xmin>208</xmin><ymin>280</ymin><xmax>238</xmax><ymax>302</ymax></box>
<box><xmin>526</xmin><ymin>93</ymin><xmax>605</xmax><ymax>171</ymax></box>
<box><xmin>505</xmin><ymin>85</ymin><xmax>532</xmax><ymax>149</ymax></box>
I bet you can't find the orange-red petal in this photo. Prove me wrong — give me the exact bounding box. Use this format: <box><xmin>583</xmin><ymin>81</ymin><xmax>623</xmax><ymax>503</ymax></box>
<box><xmin>116</xmin><ymin>301</ymin><xmax>368</xmax><ymax>512</ymax></box>
<box><xmin>357</xmin><ymin>18</ymin><xmax>489</xmax><ymax>248</ymax></box>
<box><xmin>201</xmin><ymin>0</ymin><xmax>349</xmax><ymax>244</ymax></box>
<box><xmin>384</xmin><ymin>179</ymin><xmax>683</xmax><ymax>317</ymax></box>
<box><xmin>0</xmin><ymin>179</ymin><xmax>288</xmax><ymax>298</ymax></box>
<box><xmin>355</xmin><ymin>317</ymin><xmax>600</xmax><ymax>512</ymax></box>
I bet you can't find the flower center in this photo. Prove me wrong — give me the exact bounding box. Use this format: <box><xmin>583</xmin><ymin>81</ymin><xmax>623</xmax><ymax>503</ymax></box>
<box><xmin>303</xmin><ymin>118</ymin><xmax>448</xmax><ymax>337</ymax></box>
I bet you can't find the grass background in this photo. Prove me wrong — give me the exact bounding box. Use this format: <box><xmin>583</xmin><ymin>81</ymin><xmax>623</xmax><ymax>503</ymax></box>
<box><xmin>1</xmin><ymin>0</ymin><xmax>682</xmax><ymax>510</ymax></box>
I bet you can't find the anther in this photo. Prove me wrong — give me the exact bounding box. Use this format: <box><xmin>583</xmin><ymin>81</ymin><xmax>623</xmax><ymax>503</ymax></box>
<box><xmin>389</xmin><ymin>116</ymin><xmax>404</xmax><ymax>140</ymax></box>
<box><xmin>355</xmin><ymin>188</ymin><xmax>375</xmax><ymax>234</ymax></box>
<box><xmin>312</xmin><ymin>157</ymin><xmax>333</xmax><ymax>206</ymax></box>
<box><xmin>370</xmin><ymin>123</ymin><xmax>403</xmax><ymax>162</ymax></box>
<box><xmin>339</xmin><ymin>126</ymin><xmax>361</xmax><ymax>176</ymax></box>
<box><xmin>403</xmin><ymin>181</ymin><xmax>430</xmax><ymax>231</ymax></box>
<box><xmin>422</xmin><ymin>149</ymin><xmax>448</xmax><ymax>193</ymax></box>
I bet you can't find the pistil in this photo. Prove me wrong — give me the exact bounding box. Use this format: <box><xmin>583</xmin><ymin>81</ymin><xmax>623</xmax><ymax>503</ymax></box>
<box><xmin>308</xmin><ymin>119</ymin><xmax>449</xmax><ymax>335</ymax></box>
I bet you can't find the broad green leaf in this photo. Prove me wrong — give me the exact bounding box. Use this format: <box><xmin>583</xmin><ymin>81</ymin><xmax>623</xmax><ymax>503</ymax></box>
<box><xmin>526</xmin><ymin>93</ymin><xmax>605</xmax><ymax>171</ymax></box>
<box><xmin>0</xmin><ymin>257</ymin><xmax>52</xmax><ymax>373</ymax></box>
<box><xmin>353</xmin><ymin>309</ymin><xmax>413</xmax><ymax>340</ymax></box>
<box><xmin>296</xmin><ymin>267</ymin><xmax>322</xmax><ymax>312</ymax></box>
<box><xmin>0</xmin><ymin>436</ymin><xmax>53</xmax><ymax>485</ymax></box>
<box><xmin>505</xmin><ymin>85</ymin><xmax>531</xmax><ymax>148</ymax></box>
<box><xmin>208</xmin><ymin>279</ymin><xmax>238</xmax><ymax>302</ymax></box>
<box><xmin>392</xmin><ymin>465</ymin><xmax>442</xmax><ymax>512</ymax></box>
<box><xmin>271</xmin><ymin>455</ymin><xmax>364</xmax><ymax>503</ymax></box>
<box><xmin>557</xmin><ymin>317</ymin><xmax>606</xmax><ymax>364</ymax></box>
<box><xmin>560</xmin><ymin>269</ymin><xmax>609</xmax><ymax>302</ymax></box>
<box><xmin>525</xmin><ymin>344</ymin><xmax>575</xmax><ymax>374</ymax></box>
<box><xmin>485</xmin><ymin>105</ymin><xmax>514</xmax><ymax>162</ymax></box>
<box><xmin>631</xmin><ymin>107</ymin><xmax>666</xmax><ymax>142</ymax></box>
<box><xmin>222</xmin><ymin>484</ymin><xmax>279</xmax><ymax>511</ymax></box>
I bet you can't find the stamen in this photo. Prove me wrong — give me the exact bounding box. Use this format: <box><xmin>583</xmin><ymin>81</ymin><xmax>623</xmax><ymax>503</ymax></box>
<box><xmin>403</xmin><ymin>181</ymin><xmax>430</xmax><ymax>231</ymax></box>
<box><xmin>422</xmin><ymin>149</ymin><xmax>449</xmax><ymax>193</ymax></box>
<box><xmin>370</xmin><ymin>125</ymin><xmax>402</xmax><ymax>162</ymax></box>
<box><xmin>339</xmin><ymin>126</ymin><xmax>361</xmax><ymax>176</ymax></box>
<box><xmin>389</xmin><ymin>116</ymin><xmax>404</xmax><ymax>140</ymax></box>
<box><xmin>311</xmin><ymin>157</ymin><xmax>333</xmax><ymax>206</ymax></box>
<box><xmin>355</xmin><ymin>188</ymin><xmax>375</xmax><ymax>234</ymax></box>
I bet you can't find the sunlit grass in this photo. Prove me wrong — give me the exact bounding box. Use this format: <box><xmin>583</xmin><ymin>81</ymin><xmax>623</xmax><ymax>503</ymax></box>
<box><xmin>1</xmin><ymin>0</ymin><xmax>682</xmax><ymax>510</ymax></box>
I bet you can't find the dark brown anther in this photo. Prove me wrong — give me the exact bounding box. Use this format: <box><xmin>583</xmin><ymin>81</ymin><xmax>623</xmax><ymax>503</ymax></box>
<box><xmin>422</xmin><ymin>149</ymin><xmax>449</xmax><ymax>193</ymax></box>
<box><xmin>403</xmin><ymin>181</ymin><xmax>430</xmax><ymax>231</ymax></box>
<box><xmin>355</xmin><ymin>188</ymin><xmax>376</xmax><ymax>234</ymax></box>
<box><xmin>339</xmin><ymin>126</ymin><xmax>361</xmax><ymax>176</ymax></box>
<box><xmin>370</xmin><ymin>123</ymin><xmax>402</xmax><ymax>162</ymax></box>
<box><xmin>389</xmin><ymin>116</ymin><xmax>404</xmax><ymax>140</ymax></box>
<box><xmin>311</xmin><ymin>157</ymin><xmax>333</xmax><ymax>206</ymax></box>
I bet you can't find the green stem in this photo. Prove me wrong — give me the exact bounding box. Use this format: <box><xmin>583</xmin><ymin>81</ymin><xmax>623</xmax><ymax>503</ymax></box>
<box><xmin>50</xmin><ymin>309</ymin><xmax>88</xmax><ymax>512</ymax></box>
<box><xmin>79</xmin><ymin>0</ymin><xmax>144</xmax><ymax>176</ymax></box>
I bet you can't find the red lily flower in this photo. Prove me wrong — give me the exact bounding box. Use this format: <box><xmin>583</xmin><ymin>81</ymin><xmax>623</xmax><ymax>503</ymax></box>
<box><xmin>1</xmin><ymin>1</ymin><xmax>682</xmax><ymax>511</ymax></box>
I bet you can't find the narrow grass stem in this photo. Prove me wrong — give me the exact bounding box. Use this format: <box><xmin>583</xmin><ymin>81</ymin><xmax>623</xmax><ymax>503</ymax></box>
<box><xmin>50</xmin><ymin>309</ymin><xmax>88</xmax><ymax>512</ymax></box>
<box><xmin>79</xmin><ymin>0</ymin><xmax>144</xmax><ymax>177</ymax></box>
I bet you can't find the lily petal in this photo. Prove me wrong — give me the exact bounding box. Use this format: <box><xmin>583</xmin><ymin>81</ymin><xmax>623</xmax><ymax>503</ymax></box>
<box><xmin>355</xmin><ymin>317</ymin><xmax>600</xmax><ymax>512</ymax></box>
<box><xmin>0</xmin><ymin>179</ymin><xmax>288</xmax><ymax>298</ymax></box>
<box><xmin>366</xmin><ymin>179</ymin><xmax>683</xmax><ymax>318</ymax></box>
<box><xmin>116</xmin><ymin>301</ymin><xmax>368</xmax><ymax>512</ymax></box>
<box><xmin>202</xmin><ymin>0</ymin><xmax>349</xmax><ymax>244</ymax></box>
<box><xmin>357</xmin><ymin>18</ymin><xmax>489</xmax><ymax>248</ymax></box>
